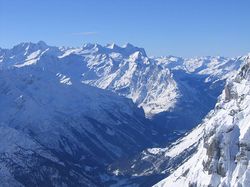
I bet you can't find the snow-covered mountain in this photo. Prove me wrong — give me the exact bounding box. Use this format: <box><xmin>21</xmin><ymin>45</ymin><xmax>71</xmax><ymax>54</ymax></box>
<box><xmin>0</xmin><ymin>58</ymin><xmax>156</xmax><ymax>186</ymax></box>
<box><xmin>60</xmin><ymin>43</ymin><xmax>178</xmax><ymax>117</ymax></box>
<box><xmin>1</xmin><ymin>41</ymin><xmax>245</xmax><ymax>133</ymax></box>
<box><xmin>154</xmin><ymin>55</ymin><xmax>250</xmax><ymax>187</ymax></box>
<box><xmin>156</xmin><ymin>55</ymin><xmax>245</xmax><ymax>82</ymax></box>
<box><xmin>0</xmin><ymin>41</ymin><xmax>178</xmax><ymax>117</ymax></box>
<box><xmin>1</xmin><ymin>41</ymin><xmax>248</xmax><ymax>186</ymax></box>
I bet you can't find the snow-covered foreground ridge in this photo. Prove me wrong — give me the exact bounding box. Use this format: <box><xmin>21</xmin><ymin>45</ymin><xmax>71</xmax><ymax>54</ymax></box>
<box><xmin>154</xmin><ymin>56</ymin><xmax>250</xmax><ymax>187</ymax></box>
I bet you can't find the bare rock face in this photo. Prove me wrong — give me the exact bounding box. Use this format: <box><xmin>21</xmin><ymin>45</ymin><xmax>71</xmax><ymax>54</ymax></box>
<box><xmin>238</xmin><ymin>57</ymin><xmax>250</xmax><ymax>80</ymax></box>
<box><xmin>224</xmin><ymin>82</ymin><xmax>238</xmax><ymax>101</ymax></box>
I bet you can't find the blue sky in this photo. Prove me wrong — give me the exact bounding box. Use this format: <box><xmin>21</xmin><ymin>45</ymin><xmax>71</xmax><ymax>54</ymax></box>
<box><xmin>0</xmin><ymin>0</ymin><xmax>249</xmax><ymax>57</ymax></box>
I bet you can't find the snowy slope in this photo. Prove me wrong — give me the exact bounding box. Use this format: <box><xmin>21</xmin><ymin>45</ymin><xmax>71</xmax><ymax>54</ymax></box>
<box><xmin>1</xmin><ymin>41</ymin><xmax>249</xmax><ymax>186</ymax></box>
<box><xmin>60</xmin><ymin>43</ymin><xmax>178</xmax><ymax>117</ymax></box>
<box><xmin>154</xmin><ymin>56</ymin><xmax>250</xmax><ymax>187</ymax></box>
<box><xmin>1</xmin><ymin>42</ymin><xmax>246</xmax><ymax>121</ymax></box>
<box><xmin>0</xmin><ymin>62</ymin><xmax>155</xmax><ymax>186</ymax></box>
<box><xmin>2</xmin><ymin>41</ymin><xmax>245</xmax><ymax>121</ymax></box>
<box><xmin>0</xmin><ymin>42</ymin><xmax>178</xmax><ymax>117</ymax></box>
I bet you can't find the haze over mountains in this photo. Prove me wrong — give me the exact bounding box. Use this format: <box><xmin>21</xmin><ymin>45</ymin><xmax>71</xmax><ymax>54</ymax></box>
<box><xmin>0</xmin><ymin>41</ymin><xmax>249</xmax><ymax>186</ymax></box>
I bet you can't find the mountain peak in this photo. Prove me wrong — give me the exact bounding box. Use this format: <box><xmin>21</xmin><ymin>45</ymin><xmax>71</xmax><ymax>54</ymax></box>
<box><xmin>82</xmin><ymin>43</ymin><xmax>103</xmax><ymax>52</ymax></box>
<box><xmin>37</xmin><ymin>40</ymin><xmax>48</xmax><ymax>47</ymax></box>
<box><xmin>81</xmin><ymin>42</ymin><xmax>148</xmax><ymax>57</ymax></box>
<box><xmin>121</xmin><ymin>43</ymin><xmax>147</xmax><ymax>57</ymax></box>
<box><xmin>122</xmin><ymin>43</ymin><xmax>135</xmax><ymax>49</ymax></box>
<box><xmin>82</xmin><ymin>43</ymin><xmax>94</xmax><ymax>49</ymax></box>
<box><xmin>106</xmin><ymin>43</ymin><xmax>120</xmax><ymax>50</ymax></box>
<box><xmin>12</xmin><ymin>41</ymin><xmax>49</xmax><ymax>52</ymax></box>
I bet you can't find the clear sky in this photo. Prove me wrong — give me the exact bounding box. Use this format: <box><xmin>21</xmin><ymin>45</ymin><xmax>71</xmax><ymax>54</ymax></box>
<box><xmin>0</xmin><ymin>0</ymin><xmax>249</xmax><ymax>57</ymax></box>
